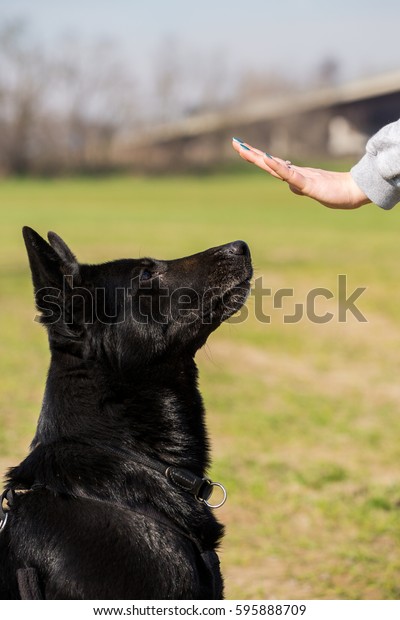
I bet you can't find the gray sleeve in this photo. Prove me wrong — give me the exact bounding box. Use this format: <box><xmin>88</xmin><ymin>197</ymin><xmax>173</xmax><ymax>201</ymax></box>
<box><xmin>351</xmin><ymin>119</ymin><xmax>400</xmax><ymax>210</ymax></box>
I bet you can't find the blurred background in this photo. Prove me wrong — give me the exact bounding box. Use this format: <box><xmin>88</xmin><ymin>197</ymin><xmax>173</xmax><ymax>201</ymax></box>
<box><xmin>1</xmin><ymin>0</ymin><xmax>400</xmax><ymax>600</ymax></box>
<box><xmin>1</xmin><ymin>0</ymin><xmax>400</xmax><ymax>174</ymax></box>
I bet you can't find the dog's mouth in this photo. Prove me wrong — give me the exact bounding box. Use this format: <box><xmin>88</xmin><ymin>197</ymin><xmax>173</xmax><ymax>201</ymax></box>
<box><xmin>202</xmin><ymin>264</ymin><xmax>253</xmax><ymax>324</ymax></box>
<box><xmin>220</xmin><ymin>273</ymin><xmax>252</xmax><ymax>321</ymax></box>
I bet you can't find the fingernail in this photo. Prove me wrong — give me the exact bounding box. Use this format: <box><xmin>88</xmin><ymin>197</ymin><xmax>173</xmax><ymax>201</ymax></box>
<box><xmin>264</xmin><ymin>152</ymin><xmax>273</xmax><ymax>159</ymax></box>
<box><xmin>240</xmin><ymin>144</ymin><xmax>251</xmax><ymax>151</ymax></box>
<box><xmin>232</xmin><ymin>137</ymin><xmax>243</xmax><ymax>144</ymax></box>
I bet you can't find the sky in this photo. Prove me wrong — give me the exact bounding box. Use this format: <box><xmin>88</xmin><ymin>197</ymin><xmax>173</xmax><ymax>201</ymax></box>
<box><xmin>2</xmin><ymin>0</ymin><xmax>400</xmax><ymax>90</ymax></box>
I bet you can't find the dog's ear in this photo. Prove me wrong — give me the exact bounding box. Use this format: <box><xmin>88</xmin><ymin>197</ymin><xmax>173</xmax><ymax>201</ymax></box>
<box><xmin>23</xmin><ymin>227</ymin><xmax>79</xmax><ymax>292</ymax></box>
<box><xmin>47</xmin><ymin>231</ymin><xmax>78</xmax><ymax>272</ymax></box>
<box><xmin>23</xmin><ymin>227</ymin><xmax>87</xmax><ymax>335</ymax></box>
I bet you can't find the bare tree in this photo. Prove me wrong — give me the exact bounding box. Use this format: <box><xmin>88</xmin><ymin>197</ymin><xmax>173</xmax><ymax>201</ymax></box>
<box><xmin>151</xmin><ymin>38</ymin><xmax>233</xmax><ymax>121</ymax></box>
<box><xmin>0</xmin><ymin>19</ymin><xmax>138</xmax><ymax>174</ymax></box>
<box><xmin>53</xmin><ymin>37</ymin><xmax>138</xmax><ymax>170</ymax></box>
<box><xmin>152</xmin><ymin>36</ymin><xmax>184</xmax><ymax>123</ymax></box>
<box><xmin>0</xmin><ymin>18</ymin><xmax>52</xmax><ymax>174</ymax></box>
<box><xmin>183</xmin><ymin>48</ymin><xmax>231</xmax><ymax>115</ymax></box>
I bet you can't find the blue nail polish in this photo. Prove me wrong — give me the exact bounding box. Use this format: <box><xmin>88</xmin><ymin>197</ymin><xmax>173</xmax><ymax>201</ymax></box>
<box><xmin>232</xmin><ymin>137</ymin><xmax>243</xmax><ymax>144</ymax></box>
<box><xmin>240</xmin><ymin>144</ymin><xmax>251</xmax><ymax>151</ymax></box>
<box><xmin>264</xmin><ymin>152</ymin><xmax>273</xmax><ymax>159</ymax></box>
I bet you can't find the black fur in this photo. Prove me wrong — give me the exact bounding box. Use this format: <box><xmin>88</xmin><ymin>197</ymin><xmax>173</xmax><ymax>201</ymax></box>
<box><xmin>0</xmin><ymin>228</ymin><xmax>252</xmax><ymax>600</ymax></box>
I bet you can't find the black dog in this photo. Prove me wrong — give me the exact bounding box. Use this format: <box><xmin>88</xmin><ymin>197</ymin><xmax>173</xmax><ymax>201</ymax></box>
<box><xmin>0</xmin><ymin>228</ymin><xmax>252</xmax><ymax>600</ymax></box>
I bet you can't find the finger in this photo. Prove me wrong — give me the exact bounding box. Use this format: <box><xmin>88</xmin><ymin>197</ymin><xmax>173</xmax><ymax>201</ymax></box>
<box><xmin>232</xmin><ymin>139</ymin><xmax>243</xmax><ymax>155</ymax></box>
<box><xmin>239</xmin><ymin>141</ymin><xmax>266</xmax><ymax>157</ymax></box>
<box><xmin>245</xmin><ymin>150</ymin><xmax>292</xmax><ymax>180</ymax></box>
<box><xmin>232</xmin><ymin>141</ymin><xmax>258</xmax><ymax>161</ymax></box>
<box><xmin>232</xmin><ymin>139</ymin><xmax>292</xmax><ymax>181</ymax></box>
<box><xmin>289</xmin><ymin>186</ymin><xmax>304</xmax><ymax>196</ymax></box>
<box><xmin>262</xmin><ymin>155</ymin><xmax>308</xmax><ymax>191</ymax></box>
<box><xmin>232</xmin><ymin>138</ymin><xmax>268</xmax><ymax>159</ymax></box>
<box><xmin>267</xmin><ymin>155</ymin><xmax>291</xmax><ymax>166</ymax></box>
<box><xmin>238</xmin><ymin>147</ymin><xmax>284</xmax><ymax>179</ymax></box>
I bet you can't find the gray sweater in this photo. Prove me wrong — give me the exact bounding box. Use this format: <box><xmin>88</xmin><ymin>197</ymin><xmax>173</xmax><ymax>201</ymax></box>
<box><xmin>351</xmin><ymin>119</ymin><xmax>400</xmax><ymax>210</ymax></box>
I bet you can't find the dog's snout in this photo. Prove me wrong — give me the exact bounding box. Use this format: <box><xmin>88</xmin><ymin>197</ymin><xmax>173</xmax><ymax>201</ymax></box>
<box><xmin>224</xmin><ymin>240</ymin><xmax>250</xmax><ymax>257</ymax></box>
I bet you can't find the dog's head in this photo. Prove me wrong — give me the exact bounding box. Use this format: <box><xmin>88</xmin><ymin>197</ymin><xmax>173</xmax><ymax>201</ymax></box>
<box><xmin>23</xmin><ymin>227</ymin><xmax>252</xmax><ymax>368</ymax></box>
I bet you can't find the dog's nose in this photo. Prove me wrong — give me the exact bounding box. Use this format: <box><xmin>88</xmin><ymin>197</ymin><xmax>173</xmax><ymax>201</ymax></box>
<box><xmin>223</xmin><ymin>240</ymin><xmax>250</xmax><ymax>257</ymax></box>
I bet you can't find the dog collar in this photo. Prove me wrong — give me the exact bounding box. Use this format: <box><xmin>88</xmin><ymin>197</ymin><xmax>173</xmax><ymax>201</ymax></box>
<box><xmin>80</xmin><ymin>440</ymin><xmax>227</xmax><ymax>509</ymax></box>
<box><xmin>103</xmin><ymin>443</ymin><xmax>228</xmax><ymax>509</ymax></box>
<box><xmin>0</xmin><ymin>489</ymin><xmax>13</xmax><ymax>531</ymax></box>
<box><xmin>0</xmin><ymin>443</ymin><xmax>227</xmax><ymax>523</ymax></box>
<box><xmin>165</xmin><ymin>465</ymin><xmax>226</xmax><ymax>509</ymax></box>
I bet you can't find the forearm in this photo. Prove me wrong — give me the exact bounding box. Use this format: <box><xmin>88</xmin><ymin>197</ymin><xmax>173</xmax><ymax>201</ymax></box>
<box><xmin>351</xmin><ymin>120</ymin><xmax>400</xmax><ymax>210</ymax></box>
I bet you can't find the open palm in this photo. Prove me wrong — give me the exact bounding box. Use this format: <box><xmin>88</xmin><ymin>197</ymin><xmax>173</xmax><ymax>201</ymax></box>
<box><xmin>232</xmin><ymin>139</ymin><xmax>370</xmax><ymax>210</ymax></box>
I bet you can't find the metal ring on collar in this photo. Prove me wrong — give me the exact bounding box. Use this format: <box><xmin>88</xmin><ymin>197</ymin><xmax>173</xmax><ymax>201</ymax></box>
<box><xmin>201</xmin><ymin>482</ymin><xmax>227</xmax><ymax>509</ymax></box>
<box><xmin>0</xmin><ymin>512</ymin><xmax>8</xmax><ymax>532</ymax></box>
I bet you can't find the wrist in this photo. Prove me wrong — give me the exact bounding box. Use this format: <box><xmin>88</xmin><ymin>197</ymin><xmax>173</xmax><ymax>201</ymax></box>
<box><xmin>345</xmin><ymin>172</ymin><xmax>371</xmax><ymax>209</ymax></box>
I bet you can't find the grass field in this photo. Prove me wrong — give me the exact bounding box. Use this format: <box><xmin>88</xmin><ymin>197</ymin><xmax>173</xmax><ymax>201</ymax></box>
<box><xmin>1</xmin><ymin>170</ymin><xmax>400</xmax><ymax>599</ymax></box>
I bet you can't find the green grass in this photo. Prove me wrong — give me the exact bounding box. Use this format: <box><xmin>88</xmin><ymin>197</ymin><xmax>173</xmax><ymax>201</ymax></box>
<box><xmin>1</xmin><ymin>171</ymin><xmax>400</xmax><ymax>599</ymax></box>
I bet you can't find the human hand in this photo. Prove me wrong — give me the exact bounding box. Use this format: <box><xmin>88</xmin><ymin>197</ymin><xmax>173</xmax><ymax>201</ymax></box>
<box><xmin>232</xmin><ymin>138</ymin><xmax>371</xmax><ymax>210</ymax></box>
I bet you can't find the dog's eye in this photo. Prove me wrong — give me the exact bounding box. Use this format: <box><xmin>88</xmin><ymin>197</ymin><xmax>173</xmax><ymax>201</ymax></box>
<box><xmin>140</xmin><ymin>268</ymin><xmax>153</xmax><ymax>282</ymax></box>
